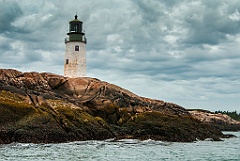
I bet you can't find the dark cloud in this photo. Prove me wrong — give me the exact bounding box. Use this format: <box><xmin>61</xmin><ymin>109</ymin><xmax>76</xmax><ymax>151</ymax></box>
<box><xmin>0</xmin><ymin>0</ymin><xmax>239</xmax><ymax>112</ymax></box>
<box><xmin>183</xmin><ymin>1</ymin><xmax>240</xmax><ymax>45</ymax></box>
<box><xmin>0</xmin><ymin>1</ymin><xmax>23</xmax><ymax>34</ymax></box>
<box><xmin>133</xmin><ymin>0</ymin><xmax>163</xmax><ymax>23</ymax></box>
<box><xmin>0</xmin><ymin>1</ymin><xmax>65</xmax><ymax>68</ymax></box>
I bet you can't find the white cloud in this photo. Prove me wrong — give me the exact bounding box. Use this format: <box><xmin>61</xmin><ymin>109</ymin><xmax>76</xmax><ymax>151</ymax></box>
<box><xmin>229</xmin><ymin>10</ymin><xmax>240</xmax><ymax>21</ymax></box>
<box><xmin>0</xmin><ymin>0</ymin><xmax>240</xmax><ymax>112</ymax></box>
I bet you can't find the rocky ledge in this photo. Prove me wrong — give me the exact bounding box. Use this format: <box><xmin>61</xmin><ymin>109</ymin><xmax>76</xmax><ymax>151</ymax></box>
<box><xmin>189</xmin><ymin>110</ymin><xmax>240</xmax><ymax>131</ymax></box>
<box><xmin>0</xmin><ymin>69</ymin><xmax>228</xmax><ymax>144</ymax></box>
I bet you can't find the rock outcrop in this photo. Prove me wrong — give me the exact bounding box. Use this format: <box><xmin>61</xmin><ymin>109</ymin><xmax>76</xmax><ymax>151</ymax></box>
<box><xmin>0</xmin><ymin>69</ymin><xmax>225</xmax><ymax>143</ymax></box>
<box><xmin>189</xmin><ymin>110</ymin><xmax>240</xmax><ymax>131</ymax></box>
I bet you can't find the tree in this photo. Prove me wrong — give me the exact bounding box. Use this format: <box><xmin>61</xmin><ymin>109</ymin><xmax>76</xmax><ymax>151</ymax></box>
<box><xmin>215</xmin><ymin>110</ymin><xmax>240</xmax><ymax>121</ymax></box>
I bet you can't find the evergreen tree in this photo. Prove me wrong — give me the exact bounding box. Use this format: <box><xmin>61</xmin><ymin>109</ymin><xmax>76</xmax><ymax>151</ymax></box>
<box><xmin>215</xmin><ymin>110</ymin><xmax>240</xmax><ymax>121</ymax></box>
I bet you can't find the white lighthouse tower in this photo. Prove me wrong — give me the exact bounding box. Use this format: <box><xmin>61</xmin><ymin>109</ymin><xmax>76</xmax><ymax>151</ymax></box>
<box><xmin>64</xmin><ymin>14</ymin><xmax>87</xmax><ymax>78</ymax></box>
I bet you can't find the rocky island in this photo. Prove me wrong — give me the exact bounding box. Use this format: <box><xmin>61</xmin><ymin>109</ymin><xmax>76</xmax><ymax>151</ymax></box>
<box><xmin>189</xmin><ymin>110</ymin><xmax>240</xmax><ymax>131</ymax></box>
<box><xmin>0</xmin><ymin>69</ymin><xmax>237</xmax><ymax>144</ymax></box>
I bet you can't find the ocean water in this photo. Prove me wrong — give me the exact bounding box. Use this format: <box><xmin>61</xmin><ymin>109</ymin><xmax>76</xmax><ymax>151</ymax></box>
<box><xmin>0</xmin><ymin>132</ymin><xmax>239</xmax><ymax>161</ymax></box>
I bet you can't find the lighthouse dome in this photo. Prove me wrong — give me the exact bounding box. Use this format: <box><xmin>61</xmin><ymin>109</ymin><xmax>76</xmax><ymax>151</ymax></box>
<box><xmin>70</xmin><ymin>14</ymin><xmax>82</xmax><ymax>23</ymax></box>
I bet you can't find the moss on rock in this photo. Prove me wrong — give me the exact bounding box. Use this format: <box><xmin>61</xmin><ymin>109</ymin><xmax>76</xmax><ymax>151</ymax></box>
<box><xmin>0</xmin><ymin>69</ymin><xmax>228</xmax><ymax>143</ymax></box>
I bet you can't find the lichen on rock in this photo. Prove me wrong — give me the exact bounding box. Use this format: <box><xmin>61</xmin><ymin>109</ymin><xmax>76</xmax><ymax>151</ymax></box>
<box><xmin>0</xmin><ymin>69</ymin><xmax>231</xmax><ymax>144</ymax></box>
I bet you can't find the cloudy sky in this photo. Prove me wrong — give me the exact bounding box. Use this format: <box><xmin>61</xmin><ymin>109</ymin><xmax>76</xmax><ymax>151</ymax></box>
<box><xmin>1</xmin><ymin>0</ymin><xmax>240</xmax><ymax>112</ymax></box>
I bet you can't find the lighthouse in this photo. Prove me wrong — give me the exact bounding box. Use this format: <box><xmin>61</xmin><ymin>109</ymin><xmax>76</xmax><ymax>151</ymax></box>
<box><xmin>64</xmin><ymin>14</ymin><xmax>87</xmax><ymax>78</ymax></box>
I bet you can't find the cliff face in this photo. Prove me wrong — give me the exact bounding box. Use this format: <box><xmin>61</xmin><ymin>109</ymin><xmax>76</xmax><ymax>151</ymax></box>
<box><xmin>0</xmin><ymin>69</ymin><xmax>225</xmax><ymax>143</ymax></box>
<box><xmin>189</xmin><ymin>110</ymin><xmax>240</xmax><ymax>131</ymax></box>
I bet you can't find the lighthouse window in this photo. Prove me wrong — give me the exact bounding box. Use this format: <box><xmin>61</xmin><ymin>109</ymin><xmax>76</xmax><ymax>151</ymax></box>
<box><xmin>75</xmin><ymin>45</ymin><xmax>79</xmax><ymax>51</ymax></box>
<box><xmin>66</xmin><ymin>59</ymin><xmax>69</xmax><ymax>64</ymax></box>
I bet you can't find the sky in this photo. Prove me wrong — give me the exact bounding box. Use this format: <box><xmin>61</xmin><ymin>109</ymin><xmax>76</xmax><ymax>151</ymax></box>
<box><xmin>0</xmin><ymin>0</ymin><xmax>240</xmax><ymax>112</ymax></box>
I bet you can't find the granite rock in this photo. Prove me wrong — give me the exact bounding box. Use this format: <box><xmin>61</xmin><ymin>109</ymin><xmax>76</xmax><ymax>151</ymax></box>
<box><xmin>0</xmin><ymin>69</ymin><xmax>226</xmax><ymax>143</ymax></box>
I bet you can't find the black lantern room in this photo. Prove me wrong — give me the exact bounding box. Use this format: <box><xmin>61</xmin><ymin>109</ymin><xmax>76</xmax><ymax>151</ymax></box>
<box><xmin>65</xmin><ymin>14</ymin><xmax>87</xmax><ymax>43</ymax></box>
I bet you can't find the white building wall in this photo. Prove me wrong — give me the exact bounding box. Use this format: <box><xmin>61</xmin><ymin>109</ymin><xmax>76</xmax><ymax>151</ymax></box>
<box><xmin>64</xmin><ymin>41</ymin><xmax>86</xmax><ymax>77</ymax></box>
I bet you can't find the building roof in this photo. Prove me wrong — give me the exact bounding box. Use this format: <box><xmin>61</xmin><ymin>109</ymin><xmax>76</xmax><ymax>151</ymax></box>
<box><xmin>70</xmin><ymin>14</ymin><xmax>82</xmax><ymax>23</ymax></box>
